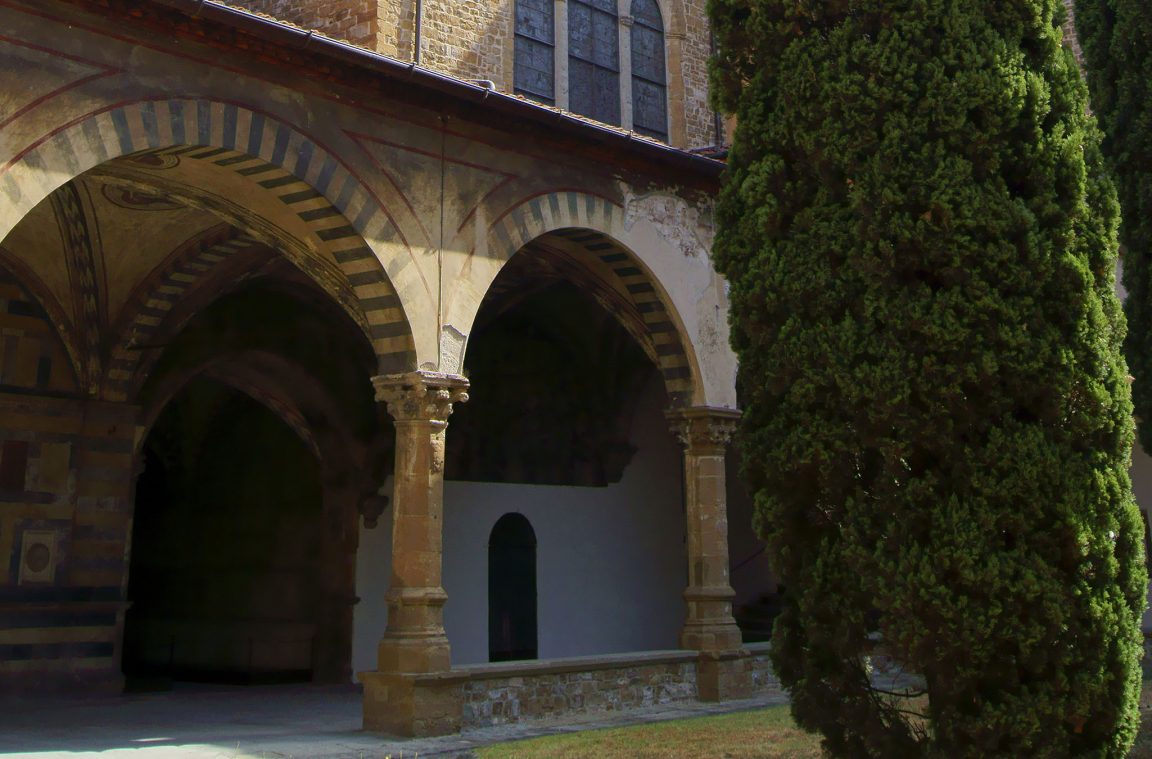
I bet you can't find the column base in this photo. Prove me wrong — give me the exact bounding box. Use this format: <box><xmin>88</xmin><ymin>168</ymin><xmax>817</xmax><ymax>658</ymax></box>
<box><xmin>361</xmin><ymin>670</ymin><xmax>465</xmax><ymax>736</ymax></box>
<box><xmin>697</xmin><ymin>650</ymin><xmax>752</xmax><ymax>702</ymax></box>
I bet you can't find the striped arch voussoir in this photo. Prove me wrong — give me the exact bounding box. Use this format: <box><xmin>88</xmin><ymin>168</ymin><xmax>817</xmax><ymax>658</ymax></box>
<box><xmin>3</xmin><ymin>99</ymin><xmax>416</xmax><ymax>379</ymax></box>
<box><xmin>489</xmin><ymin>192</ymin><xmax>695</xmax><ymax>406</ymax></box>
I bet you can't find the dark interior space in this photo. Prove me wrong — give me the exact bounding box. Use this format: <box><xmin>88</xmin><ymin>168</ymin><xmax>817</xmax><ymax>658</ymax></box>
<box><xmin>446</xmin><ymin>248</ymin><xmax>657</xmax><ymax>487</ymax></box>
<box><xmin>122</xmin><ymin>379</ymin><xmax>323</xmax><ymax>686</ymax></box>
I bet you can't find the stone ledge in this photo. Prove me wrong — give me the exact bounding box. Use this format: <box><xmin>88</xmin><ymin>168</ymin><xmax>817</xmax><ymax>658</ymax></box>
<box><xmin>455</xmin><ymin>649</ymin><xmax>699</xmax><ymax>680</ymax></box>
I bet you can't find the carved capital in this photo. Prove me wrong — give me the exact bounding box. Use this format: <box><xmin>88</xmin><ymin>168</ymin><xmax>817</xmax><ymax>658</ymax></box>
<box><xmin>372</xmin><ymin>371</ymin><xmax>470</xmax><ymax>424</ymax></box>
<box><xmin>667</xmin><ymin>406</ymin><xmax>741</xmax><ymax>453</ymax></box>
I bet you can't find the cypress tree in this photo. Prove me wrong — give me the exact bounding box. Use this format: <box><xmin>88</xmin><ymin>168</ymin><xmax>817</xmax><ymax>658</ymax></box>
<box><xmin>1076</xmin><ymin>0</ymin><xmax>1152</xmax><ymax>452</ymax></box>
<box><xmin>709</xmin><ymin>0</ymin><xmax>1146</xmax><ymax>755</ymax></box>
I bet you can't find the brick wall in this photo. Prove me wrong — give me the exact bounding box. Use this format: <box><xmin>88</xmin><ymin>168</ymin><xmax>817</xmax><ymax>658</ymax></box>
<box><xmin>225</xmin><ymin>0</ymin><xmax>376</xmax><ymax>47</ymax></box>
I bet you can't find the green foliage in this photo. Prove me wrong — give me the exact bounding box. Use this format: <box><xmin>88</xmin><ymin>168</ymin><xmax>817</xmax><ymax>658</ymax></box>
<box><xmin>1075</xmin><ymin>0</ymin><xmax>1152</xmax><ymax>454</ymax></box>
<box><xmin>709</xmin><ymin>0</ymin><xmax>1146</xmax><ymax>755</ymax></box>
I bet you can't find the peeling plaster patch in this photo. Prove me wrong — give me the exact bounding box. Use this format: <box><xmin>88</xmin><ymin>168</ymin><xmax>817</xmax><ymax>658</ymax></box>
<box><xmin>440</xmin><ymin>324</ymin><xmax>468</xmax><ymax>374</ymax></box>
<box><xmin>622</xmin><ymin>187</ymin><xmax>715</xmax><ymax>259</ymax></box>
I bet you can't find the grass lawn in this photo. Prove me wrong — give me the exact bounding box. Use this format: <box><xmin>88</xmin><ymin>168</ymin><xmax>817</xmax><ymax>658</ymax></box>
<box><xmin>474</xmin><ymin>705</ymin><xmax>821</xmax><ymax>759</ymax></box>
<box><xmin>477</xmin><ymin>681</ymin><xmax>1152</xmax><ymax>758</ymax></box>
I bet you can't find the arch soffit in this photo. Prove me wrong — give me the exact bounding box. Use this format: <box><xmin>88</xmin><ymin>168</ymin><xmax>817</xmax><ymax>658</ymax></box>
<box><xmin>138</xmin><ymin>349</ymin><xmax>364</xmax><ymax>472</ymax></box>
<box><xmin>0</xmin><ymin>99</ymin><xmax>422</xmax><ymax>374</ymax></box>
<box><xmin>469</xmin><ymin>190</ymin><xmax>704</xmax><ymax>407</ymax></box>
<box><xmin>104</xmin><ymin>224</ymin><xmax>271</xmax><ymax>402</ymax></box>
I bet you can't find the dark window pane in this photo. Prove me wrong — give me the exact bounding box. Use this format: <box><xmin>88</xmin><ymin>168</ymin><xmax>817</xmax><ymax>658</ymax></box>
<box><xmin>630</xmin><ymin>0</ymin><xmax>666</xmax><ymax>139</ymax></box>
<box><xmin>569</xmin><ymin>57</ymin><xmax>594</xmax><ymax>115</ymax></box>
<box><xmin>594</xmin><ymin>66</ymin><xmax>621</xmax><ymax>124</ymax></box>
<box><xmin>570</xmin><ymin>0</ymin><xmax>620</xmax><ymax>125</ymax></box>
<box><xmin>631</xmin><ymin>0</ymin><xmax>661</xmax><ymax>28</ymax></box>
<box><xmin>516</xmin><ymin>0</ymin><xmax>555</xmax><ymax>104</ymax></box>
<box><xmin>632</xmin><ymin>79</ymin><xmax>667</xmax><ymax>138</ymax></box>
<box><xmin>516</xmin><ymin>0</ymin><xmax>554</xmax><ymax>42</ymax></box>
<box><xmin>632</xmin><ymin>25</ymin><xmax>664</xmax><ymax>83</ymax></box>
<box><xmin>515</xmin><ymin>37</ymin><xmax>555</xmax><ymax>102</ymax></box>
<box><xmin>568</xmin><ymin>1</ymin><xmax>593</xmax><ymax>60</ymax></box>
<box><xmin>592</xmin><ymin>11</ymin><xmax>619</xmax><ymax>69</ymax></box>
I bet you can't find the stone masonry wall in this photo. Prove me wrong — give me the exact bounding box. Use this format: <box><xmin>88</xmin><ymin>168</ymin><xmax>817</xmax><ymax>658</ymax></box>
<box><xmin>224</xmin><ymin>0</ymin><xmax>376</xmax><ymax>47</ymax></box>
<box><xmin>460</xmin><ymin>652</ymin><xmax>699</xmax><ymax>728</ymax></box>
<box><xmin>747</xmin><ymin>643</ymin><xmax>784</xmax><ymax>696</ymax></box>
<box><xmin>678</xmin><ymin>0</ymin><xmax>720</xmax><ymax>148</ymax></box>
<box><xmin>222</xmin><ymin>0</ymin><xmax>719</xmax><ymax>149</ymax></box>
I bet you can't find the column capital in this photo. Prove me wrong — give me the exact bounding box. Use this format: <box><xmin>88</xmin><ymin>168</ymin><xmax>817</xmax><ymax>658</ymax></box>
<box><xmin>372</xmin><ymin>371</ymin><xmax>470</xmax><ymax>424</ymax></box>
<box><xmin>666</xmin><ymin>406</ymin><xmax>741</xmax><ymax>453</ymax></box>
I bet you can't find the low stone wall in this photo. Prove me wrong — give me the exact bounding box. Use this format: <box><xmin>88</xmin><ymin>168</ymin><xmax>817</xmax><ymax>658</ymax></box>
<box><xmin>747</xmin><ymin>642</ymin><xmax>784</xmax><ymax>696</ymax></box>
<box><xmin>458</xmin><ymin>650</ymin><xmax>699</xmax><ymax>728</ymax></box>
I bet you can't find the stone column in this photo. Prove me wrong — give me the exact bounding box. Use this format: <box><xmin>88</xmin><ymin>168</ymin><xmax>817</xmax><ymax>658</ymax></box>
<box><xmin>668</xmin><ymin>406</ymin><xmax>750</xmax><ymax>701</ymax></box>
<box><xmin>362</xmin><ymin>370</ymin><xmax>469</xmax><ymax>736</ymax></box>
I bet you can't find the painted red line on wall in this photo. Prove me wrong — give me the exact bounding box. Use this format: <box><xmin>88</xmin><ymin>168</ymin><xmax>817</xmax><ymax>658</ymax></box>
<box><xmin>0</xmin><ymin>1</ymin><xmax>650</xmax><ymax>186</ymax></box>
<box><xmin>346</xmin><ymin>130</ymin><xmax>518</xmax><ymax>178</ymax></box>
<box><xmin>452</xmin><ymin>175</ymin><xmax>519</xmax><ymax>239</ymax></box>
<box><xmin>0</xmin><ymin>31</ymin><xmax>123</xmax><ymax>133</ymax></box>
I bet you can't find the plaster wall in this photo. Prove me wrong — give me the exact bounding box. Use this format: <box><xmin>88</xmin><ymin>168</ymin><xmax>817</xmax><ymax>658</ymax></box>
<box><xmin>352</xmin><ymin>375</ymin><xmax>687</xmax><ymax>674</ymax></box>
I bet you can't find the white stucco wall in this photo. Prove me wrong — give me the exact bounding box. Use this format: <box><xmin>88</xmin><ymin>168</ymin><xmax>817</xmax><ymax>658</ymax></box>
<box><xmin>351</xmin><ymin>375</ymin><xmax>689</xmax><ymax>675</ymax></box>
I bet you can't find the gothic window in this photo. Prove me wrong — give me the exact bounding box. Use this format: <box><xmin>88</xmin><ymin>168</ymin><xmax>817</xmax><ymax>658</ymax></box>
<box><xmin>515</xmin><ymin>0</ymin><xmax>555</xmax><ymax>105</ymax></box>
<box><xmin>630</xmin><ymin>0</ymin><xmax>667</xmax><ymax>140</ymax></box>
<box><xmin>568</xmin><ymin>0</ymin><xmax>621</xmax><ymax>126</ymax></box>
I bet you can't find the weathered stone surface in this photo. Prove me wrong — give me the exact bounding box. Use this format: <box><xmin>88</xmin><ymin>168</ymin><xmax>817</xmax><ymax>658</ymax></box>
<box><xmin>459</xmin><ymin>652</ymin><xmax>700</xmax><ymax>728</ymax></box>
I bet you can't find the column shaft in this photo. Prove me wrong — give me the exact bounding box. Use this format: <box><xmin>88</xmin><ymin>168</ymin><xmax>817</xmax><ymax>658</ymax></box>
<box><xmin>372</xmin><ymin>371</ymin><xmax>469</xmax><ymax>675</ymax></box>
<box><xmin>669</xmin><ymin>407</ymin><xmax>743</xmax><ymax>653</ymax></box>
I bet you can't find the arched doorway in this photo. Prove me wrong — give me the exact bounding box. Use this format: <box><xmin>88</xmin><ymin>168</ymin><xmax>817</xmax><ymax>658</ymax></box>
<box><xmin>488</xmin><ymin>513</ymin><xmax>538</xmax><ymax>662</ymax></box>
<box><xmin>123</xmin><ymin>379</ymin><xmax>324</xmax><ymax>686</ymax></box>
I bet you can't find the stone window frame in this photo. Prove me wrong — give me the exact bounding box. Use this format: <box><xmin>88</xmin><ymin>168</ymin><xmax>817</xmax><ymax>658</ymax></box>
<box><xmin>510</xmin><ymin>0</ymin><xmax>686</xmax><ymax>145</ymax></box>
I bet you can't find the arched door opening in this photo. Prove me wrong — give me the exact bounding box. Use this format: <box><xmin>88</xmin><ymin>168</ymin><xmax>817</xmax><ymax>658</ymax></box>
<box><xmin>123</xmin><ymin>378</ymin><xmax>323</xmax><ymax>687</ymax></box>
<box><xmin>488</xmin><ymin>513</ymin><xmax>538</xmax><ymax>662</ymax></box>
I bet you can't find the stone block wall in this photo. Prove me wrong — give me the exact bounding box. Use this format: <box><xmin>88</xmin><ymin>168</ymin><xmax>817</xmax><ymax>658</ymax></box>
<box><xmin>225</xmin><ymin>0</ymin><xmax>377</xmax><ymax>47</ymax></box>
<box><xmin>747</xmin><ymin>642</ymin><xmax>784</xmax><ymax>696</ymax></box>
<box><xmin>676</xmin><ymin>0</ymin><xmax>720</xmax><ymax>148</ymax></box>
<box><xmin>221</xmin><ymin>0</ymin><xmax>720</xmax><ymax>149</ymax></box>
<box><xmin>0</xmin><ymin>393</ymin><xmax>138</xmax><ymax>692</ymax></box>
<box><xmin>460</xmin><ymin>651</ymin><xmax>699</xmax><ymax>728</ymax></box>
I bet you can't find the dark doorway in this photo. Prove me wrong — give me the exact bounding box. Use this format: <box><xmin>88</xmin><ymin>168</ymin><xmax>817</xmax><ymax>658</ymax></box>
<box><xmin>122</xmin><ymin>380</ymin><xmax>323</xmax><ymax>687</ymax></box>
<box><xmin>488</xmin><ymin>513</ymin><xmax>538</xmax><ymax>662</ymax></box>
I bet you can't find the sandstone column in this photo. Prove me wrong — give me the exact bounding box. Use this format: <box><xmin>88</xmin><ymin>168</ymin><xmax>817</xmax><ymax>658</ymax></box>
<box><xmin>668</xmin><ymin>406</ymin><xmax>750</xmax><ymax>700</ymax></box>
<box><xmin>362</xmin><ymin>370</ymin><xmax>469</xmax><ymax>736</ymax></box>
